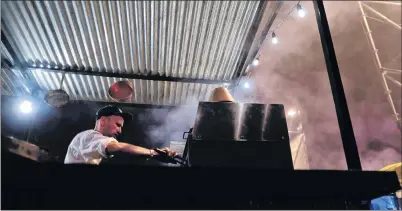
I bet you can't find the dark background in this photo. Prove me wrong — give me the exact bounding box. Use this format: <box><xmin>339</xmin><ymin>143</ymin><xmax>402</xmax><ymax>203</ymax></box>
<box><xmin>1</xmin><ymin>95</ymin><xmax>177</xmax><ymax>165</ymax></box>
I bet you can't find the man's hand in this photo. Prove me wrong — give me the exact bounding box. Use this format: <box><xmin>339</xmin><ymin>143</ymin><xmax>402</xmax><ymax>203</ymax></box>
<box><xmin>151</xmin><ymin>147</ymin><xmax>180</xmax><ymax>164</ymax></box>
<box><xmin>157</xmin><ymin>147</ymin><xmax>179</xmax><ymax>158</ymax></box>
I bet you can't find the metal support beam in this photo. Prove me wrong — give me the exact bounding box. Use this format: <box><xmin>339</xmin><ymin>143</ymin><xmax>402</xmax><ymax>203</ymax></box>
<box><xmin>371</xmin><ymin>1</ymin><xmax>402</xmax><ymax>6</ymax></box>
<box><xmin>381</xmin><ymin>67</ymin><xmax>402</xmax><ymax>74</ymax></box>
<box><xmin>25</xmin><ymin>67</ymin><xmax>230</xmax><ymax>85</ymax></box>
<box><xmin>358</xmin><ymin>1</ymin><xmax>401</xmax><ymax>129</ymax></box>
<box><xmin>313</xmin><ymin>0</ymin><xmax>362</xmax><ymax>170</ymax></box>
<box><xmin>71</xmin><ymin>99</ymin><xmax>179</xmax><ymax>110</ymax></box>
<box><xmin>361</xmin><ymin>3</ymin><xmax>401</xmax><ymax>30</ymax></box>
<box><xmin>235</xmin><ymin>1</ymin><xmax>283</xmax><ymax>87</ymax></box>
<box><xmin>384</xmin><ymin>73</ymin><xmax>402</xmax><ymax>87</ymax></box>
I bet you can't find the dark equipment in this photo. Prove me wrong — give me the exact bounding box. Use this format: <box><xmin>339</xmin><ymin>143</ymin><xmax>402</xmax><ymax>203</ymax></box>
<box><xmin>1</xmin><ymin>101</ymin><xmax>400</xmax><ymax>210</ymax></box>
<box><xmin>1</xmin><ymin>135</ymin><xmax>60</xmax><ymax>163</ymax></box>
<box><xmin>153</xmin><ymin>148</ymin><xmax>185</xmax><ymax>165</ymax></box>
<box><xmin>182</xmin><ymin>102</ymin><xmax>294</xmax><ymax>169</ymax></box>
<box><xmin>2</xmin><ymin>150</ymin><xmax>401</xmax><ymax>210</ymax></box>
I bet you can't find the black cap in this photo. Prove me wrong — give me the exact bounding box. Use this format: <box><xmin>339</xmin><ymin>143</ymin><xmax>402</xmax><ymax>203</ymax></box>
<box><xmin>96</xmin><ymin>105</ymin><xmax>132</xmax><ymax>123</ymax></box>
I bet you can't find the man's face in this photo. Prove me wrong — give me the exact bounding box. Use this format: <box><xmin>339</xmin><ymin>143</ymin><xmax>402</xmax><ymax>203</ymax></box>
<box><xmin>101</xmin><ymin>115</ymin><xmax>124</xmax><ymax>138</ymax></box>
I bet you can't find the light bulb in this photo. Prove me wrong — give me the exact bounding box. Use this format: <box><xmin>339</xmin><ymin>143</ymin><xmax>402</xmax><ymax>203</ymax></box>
<box><xmin>298</xmin><ymin>9</ymin><xmax>306</xmax><ymax>18</ymax></box>
<box><xmin>297</xmin><ymin>4</ymin><xmax>306</xmax><ymax>18</ymax></box>
<box><xmin>245</xmin><ymin>65</ymin><xmax>250</xmax><ymax>73</ymax></box>
<box><xmin>272</xmin><ymin>32</ymin><xmax>278</xmax><ymax>44</ymax></box>
<box><xmin>252</xmin><ymin>58</ymin><xmax>259</xmax><ymax>66</ymax></box>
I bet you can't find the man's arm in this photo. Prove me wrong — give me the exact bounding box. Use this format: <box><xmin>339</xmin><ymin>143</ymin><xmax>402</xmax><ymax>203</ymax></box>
<box><xmin>106</xmin><ymin>142</ymin><xmax>179</xmax><ymax>159</ymax></box>
<box><xmin>105</xmin><ymin>142</ymin><xmax>157</xmax><ymax>157</ymax></box>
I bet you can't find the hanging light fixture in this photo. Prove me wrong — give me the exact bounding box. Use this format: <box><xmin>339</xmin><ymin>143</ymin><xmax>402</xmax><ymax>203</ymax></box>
<box><xmin>108</xmin><ymin>80</ymin><xmax>134</xmax><ymax>102</ymax></box>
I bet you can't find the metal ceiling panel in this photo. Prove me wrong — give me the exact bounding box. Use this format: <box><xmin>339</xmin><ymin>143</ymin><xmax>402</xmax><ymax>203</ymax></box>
<box><xmin>1</xmin><ymin>0</ymin><xmax>260</xmax><ymax>81</ymax></box>
<box><xmin>24</xmin><ymin>68</ymin><xmax>220</xmax><ymax>105</ymax></box>
<box><xmin>1</xmin><ymin>0</ymin><xmax>279</xmax><ymax>106</ymax></box>
<box><xmin>1</xmin><ymin>42</ymin><xmax>15</xmax><ymax>66</ymax></box>
<box><xmin>1</xmin><ymin>67</ymin><xmax>29</xmax><ymax>96</ymax></box>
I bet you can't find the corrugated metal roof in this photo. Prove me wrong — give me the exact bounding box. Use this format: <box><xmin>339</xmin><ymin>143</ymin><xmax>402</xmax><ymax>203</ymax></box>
<box><xmin>1</xmin><ymin>42</ymin><xmax>15</xmax><ymax>66</ymax></box>
<box><xmin>31</xmin><ymin>68</ymin><xmax>220</xmax><ymax>105</ymax></box>
<box><xmin>1</xmin><ymin>67</ymin><xmax>29</xmax><ymax>96</ymax></box>
<box><xmin>2</xmin><ymin>68</ymin><xmax>221</xmax><ymax>105</ymax></box>
<box><xmin>1</xmin><ymin>0</ymin><xmax>276</xmax><ymax>105</ymax></box>
<box><xmin>2</xmin><ymin>0</ymin><xmax>260</xmax><ymax>79</ymax></box>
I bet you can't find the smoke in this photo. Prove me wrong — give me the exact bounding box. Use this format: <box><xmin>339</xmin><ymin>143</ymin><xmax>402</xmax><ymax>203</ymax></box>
<box><xmin>138</xmin><ymin>97</ymin><xmax>200</xmax><ymax>148</ymax></box>
<box><xmin>245</xmin><ymin>1</ymin><xmax>401</xmax><ymax>170</ymax></box>
<box><xmin>135</xmin><ymin>1</ymin><xmax>400</xmax><ymax>170</ymax></box>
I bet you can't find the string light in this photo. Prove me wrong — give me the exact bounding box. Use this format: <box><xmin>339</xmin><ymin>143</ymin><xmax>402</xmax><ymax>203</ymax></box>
<box><xmin>240</xmin><ymin>2</ymin><xmax>307</xmax><ymax>85</ymax></box>
<box><xmin>245</xmin><ymin>65</ymin><xmax>250</xmax><ymax>73</ymax></box>
<box><xmin>297</xmin><ymin>3</ymin><xmax>306</xmax><ymax>18</ymax></box>
<box><xmin>272</xmin><ymin>32</ymin><xmax>279</xmax><ymax>44</ymax></box>
<box><xmin>252</xmin><ymin>58</ymin><xmax>260</xmax><ymax>66</ymax></box>
<box><xmin>268</xmin><ymin>2</ymin><xmax>307</xmax><ymax>46</ymax></box>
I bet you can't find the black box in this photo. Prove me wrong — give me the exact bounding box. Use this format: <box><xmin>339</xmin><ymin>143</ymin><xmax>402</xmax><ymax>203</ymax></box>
<box><xmin>185</xmin><ymin>102</ymin><xmax>294</xmax><ymax>169</ymax></box>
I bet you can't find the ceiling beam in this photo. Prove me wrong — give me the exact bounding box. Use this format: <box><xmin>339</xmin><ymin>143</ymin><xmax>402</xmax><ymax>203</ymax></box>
<box><xmin>232</xmin><ymin>0</ymin><xmax>270</xmax><ymax>80</ymax></box>
<box><xmin>235</xmin><ymin>1</ymin><xmax>283</xmax><ymax>87</ymax></box>
<box><xmin>70</xmin><ymin>99</ymin><xmax>179</xmax><ymax>110</ymax></box>
<box><xmin>25</xmin><ymin>67</ymin><xmax>231</xmax><ymax>85</ymax></box>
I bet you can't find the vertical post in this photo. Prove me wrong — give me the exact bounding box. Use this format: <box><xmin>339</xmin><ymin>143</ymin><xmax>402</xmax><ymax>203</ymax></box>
<box><xmin>313</xmin><ymin>0</ymin><xmax>362</xmax><ymax>170</ymax></box>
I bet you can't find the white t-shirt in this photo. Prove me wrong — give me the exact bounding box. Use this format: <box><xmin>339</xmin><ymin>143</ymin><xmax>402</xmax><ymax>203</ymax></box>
<box><xmin>64</xmin><ymin>129</ymin><xmax>118</xmax><ymax>165</ymax></box>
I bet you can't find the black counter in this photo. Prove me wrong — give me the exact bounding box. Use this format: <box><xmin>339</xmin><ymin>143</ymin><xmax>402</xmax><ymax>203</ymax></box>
<box><xmin>2</xmin><ymin>151</ymin><xmax>400</xmax><ymax>209</ymax></box>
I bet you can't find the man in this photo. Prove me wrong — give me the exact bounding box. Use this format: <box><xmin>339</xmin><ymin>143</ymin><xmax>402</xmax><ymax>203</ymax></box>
<box><xmin>64</xmin><ymin>105</ymin><xmax>178</xmax><ymax>165</ymax></box>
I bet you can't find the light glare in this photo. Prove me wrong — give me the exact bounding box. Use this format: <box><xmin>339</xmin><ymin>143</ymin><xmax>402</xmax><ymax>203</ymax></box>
<box><xmin>252</xmin><ymin>59</ymin><xmax>259</xmax><ymax>66</ymax></box>
<box><xmin>244</xmin><ymin>82</ymin><xmax>250</xmax><ymax>89</ymax></box>
<box><xmin>20</xmin><ymin>100</ymin><xmax>33</xmax><ymax>114</ymax></box>
<box><xmin>298</xmin><ymin>9</ymin><xmax>306</xmax><ymax>18</ymax></box>
<box><xmin>287</xmin><ymin>109</ymin><xmax>297</xmax><ymax>117</ymax></box>
<box><xmin>296</xmin><ymin>4</ymin><xmax>306</xmax><ymax>18</ymax></box>
<box><xmin>272</xmin><ymin>37</ymin><xmax>279</xmax><ymax>44</ymax></box>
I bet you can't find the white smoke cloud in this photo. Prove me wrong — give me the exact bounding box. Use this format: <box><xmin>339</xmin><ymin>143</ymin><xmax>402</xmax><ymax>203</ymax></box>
<box><xmin>138</xmin><ymin>1</ymin><xmax>401</xmax><ymax>171</ymax></box>
<box><xmin>247</xmin><ymin>1</ymin><xmax>401</xmax><ymax>170</ymax></box>
<box><xmin>140</xmin><ymin>98</ymin><xmax>200</xmax><ymax>147</ymax></box>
